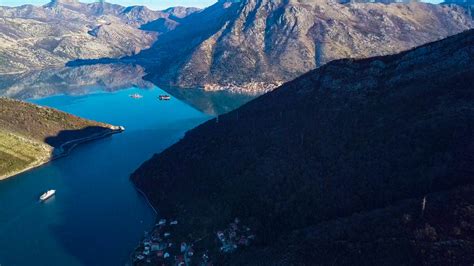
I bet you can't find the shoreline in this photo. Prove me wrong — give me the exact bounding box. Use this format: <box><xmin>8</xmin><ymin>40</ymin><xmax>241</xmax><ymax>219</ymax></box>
<box><xmin>0</xmin><ymin>127</ymin><xmax>124</xmax><ymax>181</ymax></box>
<box><xmin>129</xmin><ymin>180</ymin><xmax>159</xmax><ymax>265</ymax></box>
<box><xmin>133</xmin><ymin>185</ymin><xmax>158</xmax><ymax>215</ymax></box>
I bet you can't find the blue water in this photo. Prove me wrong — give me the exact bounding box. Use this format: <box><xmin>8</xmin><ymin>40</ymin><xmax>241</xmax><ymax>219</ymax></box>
<box><xmin>0</xmin><ymin>87</ymin><xmax>211</xmax><ymax>266</ymax></box>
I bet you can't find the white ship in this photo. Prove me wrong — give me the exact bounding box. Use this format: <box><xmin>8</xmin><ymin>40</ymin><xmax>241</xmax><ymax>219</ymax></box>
<box><xmin>159</xmin><ymin>95</ymin><xmax>171</xmax><ymax>101</ymax></box>
<box><xmin>129</xmin><ymin>93</ymin><xmax>143</xmax><ymax>99</ymax></box>
<box><xmin>40</xmin><ymin>190</ymin><xmax>56</xmax><ymax>202</ymax></box>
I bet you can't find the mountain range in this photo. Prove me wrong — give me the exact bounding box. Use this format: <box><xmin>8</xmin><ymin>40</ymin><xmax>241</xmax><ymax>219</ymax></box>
<box><xmin>132</xmin><ymin>0</ymin><xmax>473</xmax><ymax>92</ymax></box>
<box><xmin>2</xmin><ymin>0</ymin><xmax>473</xmax><ymax>92</ymax></box>
<box><xmin>444</xmin><ymin>0</ymin><xmax>474</xmax><ymax>17</ymax></box>
<box><xmin>131</xmin><ymin>29</ymin><xmax>474</xmax><ymax>264</ymax></box>
<box><xmin>0</xmin><ymin>0</ymin><xmax>198</xmax><ymax>74</ymax></box>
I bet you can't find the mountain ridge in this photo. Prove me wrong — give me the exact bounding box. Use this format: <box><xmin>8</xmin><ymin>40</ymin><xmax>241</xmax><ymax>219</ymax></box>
<box><xmin>130</xmin><ymin>0</ymin><xmax>473</xmax><ymax>92</ymax></box>
<box><xmin>0</xmin><ymin>0</ymin><xmax>199</xmax><ymax>74</ymax></box>
<box><xmin>131</xmin><ymin>29</ymin><xmax>474</xmax><ymax>264</ymax></box>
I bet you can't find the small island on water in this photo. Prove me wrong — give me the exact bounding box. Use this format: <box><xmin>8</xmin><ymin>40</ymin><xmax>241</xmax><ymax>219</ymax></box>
<box><xmin>0</xmin><ymin>97</ymin><xmax>124</xmax><ymax>180</ymax></box>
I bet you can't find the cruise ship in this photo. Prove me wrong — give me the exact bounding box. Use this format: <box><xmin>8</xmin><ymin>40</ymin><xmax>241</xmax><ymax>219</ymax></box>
<box><xmin>40</xmin><ymin>190</ymin><xmax>56</xmax><ymax>202</ymax></box>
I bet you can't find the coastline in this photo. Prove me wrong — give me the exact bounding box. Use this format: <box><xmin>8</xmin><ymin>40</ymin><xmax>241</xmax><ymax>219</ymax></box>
<box><xmin>133</xmin><ymin>185</ymin><xmax>158</xmax><ymax>215</ymax></box>
<box><xmin>0</xmin><ymin>127</ymin><xmax>124</xmax><ymax>181</ymax></box>
<box><xmin>129</xmin><ymin>176</ymin><xmax>159</xmax><ymax>266</ymax></box>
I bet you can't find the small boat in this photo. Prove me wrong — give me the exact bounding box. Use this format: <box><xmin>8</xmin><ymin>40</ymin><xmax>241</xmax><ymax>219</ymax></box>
<box><xmin>110</xmin><ymin>126</ymin><xmax>126</xmax><ymax>132</ymax></box>
<box><xmin>158</xmin><ymin>95</ymin><xmax>171</xmax><ymax>101</ymax></box>
<box><xmin>40</xmin><ymin>190</ymin><xmax>56</xmax><ymax>202</ymax></box>
<box><xmin>129</xmin><ymin>93</ymin><xmax>143</xmax><ymax>99</ymax></box>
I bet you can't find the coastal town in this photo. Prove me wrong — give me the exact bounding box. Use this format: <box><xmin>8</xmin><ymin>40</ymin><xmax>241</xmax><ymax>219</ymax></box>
<box><xmin>132</xmin><ymin>218</ymin><xmax>255</xmax><ymax>265</ymax></box>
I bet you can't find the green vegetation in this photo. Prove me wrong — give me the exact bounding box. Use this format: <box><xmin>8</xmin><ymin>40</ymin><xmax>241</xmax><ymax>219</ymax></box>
<box><xmin>0</xmin><ymin>97</ymin><xmax>116</xmax><ymax>180</ymax></box>
<box><xmin>0</xmin><ymin>131</ymin><xmax>51</xmax><ymax>179</ymax></box>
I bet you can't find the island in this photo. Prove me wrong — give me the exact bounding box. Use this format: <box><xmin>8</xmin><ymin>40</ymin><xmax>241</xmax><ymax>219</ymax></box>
<box><xmin>0</xmin><ymin>97</ymin><xmax>124</xmax><ymax>180</ymax></box>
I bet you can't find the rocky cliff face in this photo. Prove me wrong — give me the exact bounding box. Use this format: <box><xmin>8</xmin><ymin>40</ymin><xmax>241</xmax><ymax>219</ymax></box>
<box><xmin>444</xmin><ymin>0</ymin><xmax>474</xmax><ymax>17</ymax></box>
<box><xmin>135</xmin><ymin>0</ymin><xmax>473</xmax><ymax>92</ymax></box>
<box><xmin>131</xmin><ymin>30</ymin><xmax>474</xmax><ymax>264</ymax></box>
<box><xmin>0</xmin><ymin>1</ymin><xmax>198</xmax><ymax>74</ymax></box>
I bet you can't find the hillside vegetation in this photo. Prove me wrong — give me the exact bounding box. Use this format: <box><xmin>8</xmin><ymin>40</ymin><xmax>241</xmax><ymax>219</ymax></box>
<box><xmin>0</xmin><ymin>130</ymin><xmax>51</xmax><ymax>178</ymax></box>
<box><xmin>132</xmin><ymin>30</ymin><xmax>474</xmax><ymax>264</ymax></box>
<box><xmin>0</xmin><ymin>97</ymin><xmax>117</xmax><ymax>180</ymax></box>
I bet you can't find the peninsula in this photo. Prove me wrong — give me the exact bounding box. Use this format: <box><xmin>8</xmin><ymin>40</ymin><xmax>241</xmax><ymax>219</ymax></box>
<box><xmin>0</xmin><ymin>97</ymin><xmax>123</xmax><ymax>180</ymax></box>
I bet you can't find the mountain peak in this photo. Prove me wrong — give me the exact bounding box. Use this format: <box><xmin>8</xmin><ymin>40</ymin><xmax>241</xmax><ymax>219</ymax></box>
<box><xmin>47</xmin><ymin>0</ymin><xmax>81</xmax><ymax>7</ymax></box>
<box><xmin>52</xmin><ymin>0</ymin><xmax>79</xmax><ymax>3</ymax></box>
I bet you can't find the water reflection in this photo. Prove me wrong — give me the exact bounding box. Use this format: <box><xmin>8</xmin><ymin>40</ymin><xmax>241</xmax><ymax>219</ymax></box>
<box><xmin>0</xmin><ymin>64</ymin><xmax>154</xmax><ymax>100</ymax></box>
<box><xmin>0</xmin><ymin>64</ymin><xmax>258</xmax><ymax>116</ymax></box>
<box><xmin>0</xmin><ymin>65</ymin><xmax>260</xmax><ymax>265</ymax></box>
<box><xmin>160</xmin><ymin>86</ymin><xmax>258</xmax><ymax>116</ymax></box>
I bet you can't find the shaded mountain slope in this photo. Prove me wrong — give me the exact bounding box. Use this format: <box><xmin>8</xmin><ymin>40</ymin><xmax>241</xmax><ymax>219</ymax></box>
<box><xmin>131</xmin><ymin>30</ymin><xmax>474</xmax><ymax>264</ymax></box>
<box><xmin>134</xmin><ymin>0</ymin><xmax>473</xmax><ymax>92</ymax></box>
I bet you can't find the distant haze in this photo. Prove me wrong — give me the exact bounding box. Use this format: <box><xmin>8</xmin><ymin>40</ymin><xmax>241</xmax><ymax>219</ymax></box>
<box><xmin>0</xmin><ymin>0</ymin><xmax>218</xmax><ymax>10</ymax></box>
<box><xmin>0</xmin><ymin>0</ymin><xmax>443</xmax><ymax>9</ymax></box>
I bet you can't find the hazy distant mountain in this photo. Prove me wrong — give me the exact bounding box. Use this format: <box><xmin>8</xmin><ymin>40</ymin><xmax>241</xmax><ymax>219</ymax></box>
<box><xmin>444</xmin><ymin>0</ymin><xmax>474</xmax><ymax>17</ymax></box>
<box><xmin>0</xmin><ymin>0</ymin><xmax>199</xmax><ymax>74</ymax></box>
<box><xmin>131</xmin><ymin>29</ymin><xmax>474</xmax><ymax>265</ymax></box>
<box><xmin>141</xmin><ymin>6</ymin><xmax>202</xmax><ymax>34</ymax></box>
<box><xmin>134</xmin><ymin>0</ymin><xmax>473</xmax><ymax>92</ymax></box>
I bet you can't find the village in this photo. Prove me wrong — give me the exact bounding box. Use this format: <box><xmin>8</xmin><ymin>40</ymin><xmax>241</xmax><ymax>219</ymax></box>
<box><xmin>132</xmin><ymin>217</ymin><xmax>255</xmax><ymax>266</ymax></box>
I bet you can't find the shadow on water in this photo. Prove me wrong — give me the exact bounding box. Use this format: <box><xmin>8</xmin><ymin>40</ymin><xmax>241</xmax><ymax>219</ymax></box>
<box><xmin>0</xmin><ymin>73</ymin><xmax>257</xmax><ymax>265</ymax></box>
<box><xmin>44</xmin><ymin>125</ymin><xmax>203</xmax><ymax>266</ymax></box>
<box><xmin>44</xmin><ymin>126</ymin><xmax>116</xmax><ymax>155</ymax></box>
<box><xmin>159</xmin><ymin>86</ymin><xmax>258</xmax><ymax>116</ymax></box>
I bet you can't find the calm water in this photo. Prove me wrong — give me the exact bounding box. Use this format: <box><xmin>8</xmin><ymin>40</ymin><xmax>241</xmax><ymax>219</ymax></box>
<box><xmin>0</xmin><ymin>87</ymin><xmax>213</xmax><ymax>265</ymax></box>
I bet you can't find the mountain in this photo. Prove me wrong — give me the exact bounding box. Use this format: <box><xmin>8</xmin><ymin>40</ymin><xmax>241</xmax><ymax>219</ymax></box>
<box><xmin>444</xmin><ymin>0</ymin><xmax>474</xmax><ymax>17</ymax></box>
<box><xmin>0</xmin><ymin>98</ymin><xmax>121</xmax><ymax>180</ymax></box>
<box><xmin>140</xmin><ymin>7</ymin><xmax>202</xmax><ymax>34</ymax></box>
<box><xmin>131</xmin><ymin>30</ymin><xmax>474</xmax><ymax>264</ymax></box>
<box><xmin>133</xmin><ymin>0</ymin><xmax>473</xmax><ymax>93</ymax></box>
<box><xmin>0</xmin><ymin>1</ymin><xmax>198</xmax><ymax>74</ymax></box>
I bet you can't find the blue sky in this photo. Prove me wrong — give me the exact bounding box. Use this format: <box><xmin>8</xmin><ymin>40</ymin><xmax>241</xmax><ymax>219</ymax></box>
<box><xmin>0</xmin><ymin>0</ymin><xmax>443</xmax><ymax>10</ymax></box>
<box><xmin>0</xmin><ymin>0</ymin><xmax>218</xmax><ymax>10</ymax></box>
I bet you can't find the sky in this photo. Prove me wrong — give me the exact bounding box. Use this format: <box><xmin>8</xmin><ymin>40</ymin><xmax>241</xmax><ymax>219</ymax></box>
<box><xmin>0</xmin><ymin>0</ymin><xmax>218</xmax><ymax>10</ymax></box>
<box><xmin>0</xmin><ymin>0</ymin><xmax>443</xmax><ymax>10</ymax></box>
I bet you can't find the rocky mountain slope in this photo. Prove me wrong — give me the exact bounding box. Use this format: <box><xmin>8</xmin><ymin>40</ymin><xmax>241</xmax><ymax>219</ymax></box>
<box><xmin>0</xmin><ymin>0</ymin><xmax>198</xmax><ymax>74</ymax></box>
<box><xmin>131</xmin><ymin>30</ymin><xmax>474</xmax><ymax>264</ymax></box>
<box><xmin>0</xmin><ymin>98</ymin><xmax>120</xmax><ymax>180</ymax></box>
<box><xmin>133</xmin><ymin>0</ymin><xmax>473</xmax><ymax>92</ymax></box>
<box><xmin>444</xmin><ymin>0</ymin><xmax>474</xmax><ymax>17</ymax></box>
